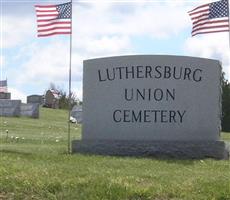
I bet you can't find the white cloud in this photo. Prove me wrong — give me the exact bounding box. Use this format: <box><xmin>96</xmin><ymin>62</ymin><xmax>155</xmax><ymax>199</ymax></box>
<box><xmin>79</xmin><ymin>35</ymin><xmax>132</xmax><ymax>56</ymax></box>
<box><xmin>0</xmin><ymin>55</ymin><xmax>3</xmax><ymax>64</ymax></box>
<box><xmin>0</xmin><ymin>55</ymin><xmax>8</xmax><ymax>79</ymax></box>
<box><xmin>9</xmin><ymin>87</ymin><xmax>27</xmax><ymax>103</ymax></box>
<box><xmin>184</xmin><ymin>33</ymin><xmax>230</xmax><ymax>79</ymax></box>
<box><xmin>14</xmin><ymin>40</ymin><xmax>71</xmax><ymax>84</ymax></box>
<box><xmin>73</xmin><ymin>2</ymin><xmax>190</xmax><ymax>39</ymax></box>
<box><xmin>4</xmin><ymin>0</ymin><xmax>229</xmax><ymax>101</ymax></box>
<box><xmin>1</xmin><ymin>1</ymin><xmax>206</xmax><ymax>51</ymax></box>
<box><xmin>72</xmin><ymin>86</ymin><xmax>83</xmax><ymax>101</ymax></box>
<box><xmin>0</xmin><ymin>55</ymin><xmax>4</xmax><ymax>69</ymax></box>
<box><xmin>2</xmin><ymin>15</ymin><xmax>35</xmax><ymax>48</ymax></box>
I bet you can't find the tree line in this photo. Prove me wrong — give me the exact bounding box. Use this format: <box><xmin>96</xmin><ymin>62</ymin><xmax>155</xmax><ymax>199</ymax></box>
<box><xmin>48</xmin><ymin>83</ymin><xmax>82</xmax><ymax>110</ymax></box>
<box><xmin>222</xmin><ymin>73</ymin><xmax>230</xmax><ymax>132</ymax></box>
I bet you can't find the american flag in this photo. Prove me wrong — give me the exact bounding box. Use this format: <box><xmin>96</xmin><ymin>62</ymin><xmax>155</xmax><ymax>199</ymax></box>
<box><xmin>188</xmin><ymin>0</ymin><xmax>229</xmax><ymax>36</ymax></box>
<box><xmin>35</xmin><ymin>2</ymin><xmax>71</xmax><ymax>37</ymax></box>
<box><xmin>0</xmin><ymin>80</ymin><xmax>8</xmax><ymax>93</ymax></box>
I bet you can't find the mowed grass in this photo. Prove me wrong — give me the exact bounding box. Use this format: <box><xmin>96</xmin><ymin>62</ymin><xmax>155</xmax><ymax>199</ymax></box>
<box><xmin>0</xmin><ymin>108</ymin><xmax>230</xmax><ymax>200</ymax></box>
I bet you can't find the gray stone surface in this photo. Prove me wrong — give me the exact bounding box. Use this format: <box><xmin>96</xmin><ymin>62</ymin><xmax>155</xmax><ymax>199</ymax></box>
<box><xmin>72</xmin><ymin>140</ymin><xmax>229</xmax><ymax>159</ymax></box>
<box><xmin>0</xmin><ymin>92</ymin><xmax>11</xmax><ymax>99</ymax></box>
<box><xmin>20</xmin><ymin>103</ymin><xmax>39</xmax><ymax>118</ymax></box>
<box><xmin>73</xmin><ymin>55</ymin><xmax>227</xmax><ymax>159</ymax></box>
<box><xmin>82</xmin><ymin>55</ymin><xmax>221</xmax><ymax>141</ymax></box>
<box><xmin>0</xmin><ymin>99</ymin><xmax>21</xmax><ymax>117</ymax></box>
<box><xmin>71</xmin><ymin>105</ymin><xmax>82</xmax><ymax>123</ymax></box>
<box><xmin>27</xmin><ymin>95</ymin><xmax>43</xmax><ymax>105</ymax></box>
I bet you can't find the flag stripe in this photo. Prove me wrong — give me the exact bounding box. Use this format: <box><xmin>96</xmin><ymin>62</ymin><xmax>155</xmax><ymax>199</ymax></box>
<box><xmin>38</xmin><ymin>21</ymin><xmax>71</xmax><ymax>27</ymax></box>
<box><xmin>192</xmin><ymin>18</ymin><xmax>229</xmax><ymax>33</ymax></box>
<box><xmin>38</xmin><ymin>32</ymin><xmax>71</xmax><ymax>37</ymax></box>
<box><xmin>190</xmin><ymin>13</ymin><xmax>209</xmax><ymax>21</ymax></box>
<box><xmin>192</xmin><ymin>24</ymin><xmax>229</xmax><ymax>33</ymax></box>
<box><xmin>38</xmin><ymin>21</ymin><xmax>71</xmax><ymax>25</ymax></box>
<box><xmin>37</xmin><ymin>19</ymin><xmax>56</xmax><ymax>22</ymax></box>
<box><xmin>188</xmin><ymin>5</ymin><xmax>209</xmax><ymax>15</ymax></box>
<box><xmin>189</xmin><ymin>8</ymin><xmax>209</xmax><ymax>16</ymax></box>
<box><xmin>35</xmin><ymin>5</ymin><xmax>57</xmax><ymax>8</ymax></box>
<box><xmin>35</xmin><ymin>2</ymin><xmax>71</xmax><ymax>37</ymax></box>
<box><xmin>188</xmin><ymin>0</ymin><xmax>229</xmax><ymax>36</ymax></box>
<box><xmin>37</xmin><ymin>13</ymin><xmax>58</xmax><ymax>18</ymax></box>
<box><xmin>38</xmin><ymin>26</ymin><xmax>71</xmax><ymax>33</ymax></box>
<box><xmin>35</xmin><ymin>9</ymin><xmax>57</xmax><ymax>12</ymax></box>
<box><xmin>192</xmin><ymin>17</ymin><xmax>209</xmax><ymax>25</ymax></box>
<box><xmin>192</xmin><ymin>29</ymin><xmax>229</xmax><ymax>36</ymax></box>
<box><xmin>35</xmin><ymin>8</ymin><xmax>57</xmax><ymax>12</ymax></box>
<box><xmin>37</xmin><ymin>17</ymin><xmax>58</xmax><ymax>21</ymax></box>
<box><xmin>37</xmin><ymin>19</ymin><xmax>70</xmax><ymax>25</ymax></box>
<box><xmin>188</xmin><ymin>3</ymin><xmax>209</xmax><ymax>13</ymax></box>
<box><xmin>192</xmin><ymin>26</ymin><xmax>229</xmax><ymax>34</ymax></box>
<box><xmin>193</xmin><ymin>18</ymin><xmax>229</xmax><ymax>29</ymax></box>
<box><xmin>38</xmin><ymin>25</ymin><xmax>71</xmax><ymax>31</ymax></box>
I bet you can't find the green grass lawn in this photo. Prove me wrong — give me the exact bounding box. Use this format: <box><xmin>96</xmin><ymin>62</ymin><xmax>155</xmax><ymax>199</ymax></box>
<box><xmin>0</xmin><ymin>108</ymin><xmax>230</xmax><ymax>200</ymax></box>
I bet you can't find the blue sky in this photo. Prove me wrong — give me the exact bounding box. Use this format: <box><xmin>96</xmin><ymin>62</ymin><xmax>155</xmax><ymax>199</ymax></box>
<box><xmin>1</xmin><ymin>0</ymin><xmax>230</xmax><ymax>102</ymax></box>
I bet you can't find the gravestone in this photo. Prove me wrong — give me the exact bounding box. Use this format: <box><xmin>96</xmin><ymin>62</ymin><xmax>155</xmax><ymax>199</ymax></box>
<box><xmin>27</xmin><ymin>95</ymin><xmax>43</xmax><ymax>105</ymax></box>
<box><xmin>20</xmin><ymin>103</ymin><xmax>39</xmax><ymax>118</ymax></box>
<box><xmin>0</xmin><ymin>92</ymin><xmax>11</xmax><ymax>99</ymax></box>
<box><xmin>0</xmin><ymin>99</ymin><xmax>21</xmax><ymax>117</ymax></box>
<box><xmin>70</xmin><ymin>105</ymin><xmax>82</xmax><ymax>123</ymax></box>
<box><xmin>72</xmin><ymin>55</ymin><xmax>229</xmax><ymax>159</ymax></box>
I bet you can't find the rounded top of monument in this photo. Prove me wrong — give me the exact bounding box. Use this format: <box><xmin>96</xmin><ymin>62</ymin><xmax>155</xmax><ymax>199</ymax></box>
<box><xmin>83</xmin><ymin>56</ymin><xmax>221</xmax><ymax>73</ymax></box>
<box><xmin>83</xmin><ymin>55</ymin><xmax>221</xmax><ymax>65</ymax></box>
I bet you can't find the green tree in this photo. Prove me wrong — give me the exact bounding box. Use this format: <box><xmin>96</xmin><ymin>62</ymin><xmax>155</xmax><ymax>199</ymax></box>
<box><xmin>221</xmin><ymin>73</ymin><xmax>230</xmax><ymax>132</ymax></box>
<box><xmin>48</xmin><ymin>83</ymin><xmax>79</xmax><ymax>110</ymax></box>
<box><xmin>58</xmin><ymin>90</ymin><xmax>79</xmax><ymax>110</ymax></box>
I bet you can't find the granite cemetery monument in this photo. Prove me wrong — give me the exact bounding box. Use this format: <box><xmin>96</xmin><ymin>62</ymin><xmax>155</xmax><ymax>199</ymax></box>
<box><xmin>0</xmin><ymin>100</ymin><xmax>40</xmax><ymax>118</ymax></box>
<box><xmin>0</xmin><ymin>100</ymin><xmax>21</xmax><ymax>117</ymax></box>
<box><xmin>0</xmin><ymin>80</ymin><xmax>40</xmax><ymax>118</ymax></box>
<box><xmin>0</xmin><ymin>92</ymin><xmax>11</xmax><ymax>100</ymax></box>
<box><xmin>72</xmin><ymin>55</ymin><xmax>229</xmax><ymax>159</ymax></box>
<box><xmin>27</xmin><ymin>95</ymin><xmax>44</xmax><ymax>105</ymax></box>
<box><xmin>20</xmin><ymin>103</ymin><xmax>39</xmax><ymax>118</ymax></box>
<box><xmin>0</xmin><ymin>79</ymin><xmax>11</xmax><ymax>99</ymax></box>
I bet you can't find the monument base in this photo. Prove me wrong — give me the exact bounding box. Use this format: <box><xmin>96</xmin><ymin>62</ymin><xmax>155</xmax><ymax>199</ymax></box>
<box><xmin>72</xmin><ymin>140</ymin><xmax>229</xmax><ymax>160</ymax></box>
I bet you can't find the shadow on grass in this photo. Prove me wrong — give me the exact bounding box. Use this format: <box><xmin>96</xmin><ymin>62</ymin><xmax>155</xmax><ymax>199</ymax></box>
<box><xmin>0</xmin><ymin>149</ymin><xmax>33</xmax><ymax>156</ymax></box>
<box><xmin>71</xmin><ymin>152</ymin><xmax>197</xmax><ymax>165</ymax></box>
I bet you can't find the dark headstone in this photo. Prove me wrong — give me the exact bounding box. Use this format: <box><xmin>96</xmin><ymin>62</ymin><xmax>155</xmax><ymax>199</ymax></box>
<box><xmin>0</xmin><ymin>99</ymin><xmax>21</xmax><ymax>117</ymax></box>
<box><xmin>20</xmin><ymin>103</ymin><xmax>39</xmax><ymax>118</ymax></box>
<box><xmin>0</xmin><ymin>92</ymin><xmax>11</xmax><ymax>99</ymax></box>
<box><xmin>27</xmin><ymin>95</ymin><xmax>43</xmax><ymax>105</ymax></box>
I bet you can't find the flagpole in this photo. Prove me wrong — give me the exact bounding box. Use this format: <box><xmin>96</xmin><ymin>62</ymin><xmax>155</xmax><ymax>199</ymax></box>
<box><xmin>68</xmin><ymin>0</ymin><xmax>73</xmax><ymax>154</ymax></box>
<box><xmin>228</xmin><ymin>0</ymin><xmax>230</xmax><ymax>48</ymax></box>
